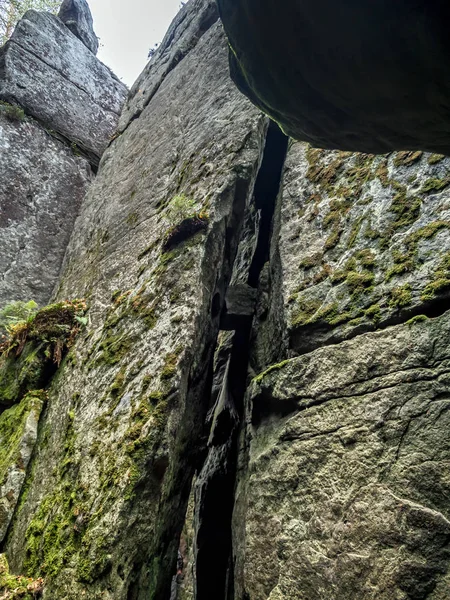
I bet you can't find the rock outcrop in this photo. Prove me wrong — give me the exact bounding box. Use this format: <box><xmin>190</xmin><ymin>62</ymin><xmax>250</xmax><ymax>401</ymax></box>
<box><xmin>0</xmin><ymin>114</ymin><xmax>91</xmax><ymax>307</ymax></box>
<box><xmin>58</xmin><ymin>0</ymin><xmax>99</xmax><ymax>55</ymax></box>
<box><xmin>217</xmin><ymin>0</ymin><xmax>450</xmax><ymax>155</ymax></box>
<box><xmin>1</xmin><ymin>0</ymin><xmax>450</xmax><ymax>599</ymax></box>
<box><xmin>0</xmin><ymin>5</ymin><xmax>127</xmax><ymax>306</ymax></box>
<box><xmin>0</xmin><ymin>9</ymin><xmax>127</xmax><ymax>160</ymax></box>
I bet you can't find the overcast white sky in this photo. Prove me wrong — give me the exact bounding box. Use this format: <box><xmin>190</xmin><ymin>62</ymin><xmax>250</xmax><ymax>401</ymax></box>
<box><xmin>88</xmin><ymin>0</ymin><xmax>183</xmax><ymax>87</ymax></box>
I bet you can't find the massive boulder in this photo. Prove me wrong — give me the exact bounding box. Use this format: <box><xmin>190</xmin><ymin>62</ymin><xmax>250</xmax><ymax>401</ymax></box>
<box><xmin>0</xmin><ymin>113</ymin><xmax>91</xmax><ymax>307</ymax></box>
<box><xmin>0</xmin><ymin>4</ymin><xmax>126</xmax><ymax>306</ymax></box>
<box><xmin>217</xmin><ymin>0</ymin><xmax>450</xmax><ymax>155</ymax></box>
<box><xmin>58</xmin><ymin>0</ymin><xmax>99</xmax><ymax>55</ymax></box>
<box><xmin>0</xmin><ymin>9</ymin><xmax>127</xmax><ymax>160</ymax></box>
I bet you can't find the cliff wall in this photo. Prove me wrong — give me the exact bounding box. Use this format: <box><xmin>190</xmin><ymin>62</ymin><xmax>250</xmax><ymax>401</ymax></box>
<box><xmin>1</xmin><ymin>1</ymin><xmax>450</xmax><ymax>599</ymax></box>
<box><xmin>0</xmin><ymin>5</ymin><xmax>127</xmax><ymax>307</ymax></box>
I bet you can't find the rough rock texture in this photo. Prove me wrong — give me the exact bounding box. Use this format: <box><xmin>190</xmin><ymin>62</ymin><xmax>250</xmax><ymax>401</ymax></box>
<box><xmin>0</xmin><ymin>114</ymin><xmax>92</xmax><ymax>307</ymax></box>
<box><xmin>0</xmin><ymin>392</ymin><xmax>44</xmax><ymax>543</ymax></box>
<box><xmin>0</xmin><ymin>9</ymin><xmax>127</xmax><ymax>160</ymax></box>
<box><xmin>5</xmin><ymin>4</ymin><xmax>267</xmax><ymax>598</ymax></box>
<box><xmin>58</xmin><ymin>0</ymin><xmax>98</xmax><ymax>55</ymax></box>
<box><xmin>217</xmin><ymin>0</ymin><xmax>450</xmax><ymax>154</ymax></box>
<box><xmin>233</xmin><ymin>312</ymin><xmax>450</xmax><ymax>599</ymax></box>
<box><xmin>2</xmin><ymin>0</ymin><xmax>450</xmax><ymax>599</ymax></box>
<box><xmin>279</xmin><ymin>145</ymin><xmax>450</xmax><ymax>354</ymax></box>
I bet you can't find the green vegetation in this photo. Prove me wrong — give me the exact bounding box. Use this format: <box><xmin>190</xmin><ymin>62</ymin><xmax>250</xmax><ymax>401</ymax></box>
<box><xmin>0</xmin><ymin>390</ymin><xmax>45</xmax><ymax>485</ymax></box>
<box><xmin>0</xmin><ymin>299</ymin><xmax>87</xmax><ymax>407</ymax></box>
<box><xmin>420</xmin><ymin>177</ymin><xmax>450</xmax><ymax>194</ymax></box>
<box><xmin>389</xmin><ymin>284</ymin><xmax>412</xmax><ymax>309</ymax></box>
<box><xmin>0</xmin><ymin>300</ymin><xmax>37</xmax><ymax>334</ymax></box>
<box><xmin>0</xmin><ymin>101</ymin><xmax>25</xmax><ymax>122</ymax></box>
<box><xmin>253</xmin><ymin>360</ymin><xmax>291</xmax><ymax>384</ymax></box>
<box><xmin>421</xmin><ymin>252</ymin><xmax>450</xmax><ymax>301</ymax></box>
<box><xmin>427</xmin><ymin>154</ymin><xmax>445</xmax><ymax>165</ymax></box>
<box><xmin>406</xmin><ymin>314</ymin><xmax>429</xmax><ymax>326</ymax></box>
<box><xmin>393</xmin><ymin>151</ymin><xmax>423</xmax><ymax>167</ymax></box>
<box><xmin>0</xmin><ymin>553</ymin><xmax>44</xmax><ymax>600</ymax></box>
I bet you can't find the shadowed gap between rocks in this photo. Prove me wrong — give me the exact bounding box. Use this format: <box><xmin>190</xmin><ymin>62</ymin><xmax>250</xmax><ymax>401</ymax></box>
<box><xmin>193</xmin><ymin>123</ymin><xmax>289</xmax><ymax>600</ymax></box>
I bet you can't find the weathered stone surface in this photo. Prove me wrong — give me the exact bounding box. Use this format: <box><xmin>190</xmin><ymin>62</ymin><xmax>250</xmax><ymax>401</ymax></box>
<box><xmin>58</xmin><ymin>0</ymin><xmax>98</xmax><ymax>55</ymax></box>
<box><xmin>0</xmin><ymin>391</ymin><xmax>44</xmax><ymax>543</ymax></box>
<box><xmin>118</xmin><ymin>0</ymin><xmax>218</xmax><ymax>131</ymax></box>
<box><xmin>0</xmin><ymin>113</ymin><xmax>92</xmax><ymax>307</ymax></box>
<box><xmin>0</xmin><ymin>10</ymin><xmax>127</xmax><ymax>159</ymax></box>
<box><xmin>234</xmin><ymin>312</ymin><xmax>450</xmax><ymax>599</ymax></box>
<box><xmin>217</xmin><ymin>0</ymin><xmax>450</xmax><ymax>155</ymax></box>
<box><xmin>5</xmin><ymin>9</ymin><xmax>267</xmax><ymax>599</ymax></box>
<box><xmin>279</xmin><ymin>143</ymin><xmax>450</xmax><ymax>354</ymax></box>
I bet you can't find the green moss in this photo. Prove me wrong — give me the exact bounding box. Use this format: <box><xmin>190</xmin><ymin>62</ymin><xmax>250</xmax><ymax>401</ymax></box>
<box><xmin>126</xmin><ymin>212</ymin><xmax>139</xmax><ymax>226</ymax></box>
<box><xmin>0</xmin><ymin>554</ymin><xmax>43</xmax><ymax>600</ymax></box>
<box><xmin>406</xmin><ymin>314</ymin><xmax>429</xmax><ymax>326</ymax></box>
<box><xmin>389</xmin><ymin>189</ymin><xmax>421</xmax><ymax>231</ymax></box>
<box><xmin>345</xmin><ymin>271</ymin><xmax>375</xmax><ymax>295</ymax></box>
<box><xmin>324</xmin><ymin>226</ymin><xmax>343</xmax><ymax>251</ymax></box>
<box><xmin>0</xmin><ymin>391</ymin><xmax>46</xmax><ymax>486</ymax></box>
<box><xmin>389</xmin><ymin>284</ymin><xmax>412</xmax><ymax>309</ymax></box>
<box><xmin>420</xmin><ymin>178</ymin><xmax>450</xmax><ymax>194</ymax></box>
<box><xmin>393</xmin><ymin>151</ymin><xmax>423</xmax><ymax>167</ymax></box>
<box><xmin>93</xmin><ymin>333</ymin><xmax>133</xmax><ymax>367</ymax></box>
<box><xmin>299</xmin><ymin>253</ymin><xmax>323</xmax><ymax>270</ymax></box>
<box><xmin>0</xmin><ymin>300</ymin><xmax>86</xmax><ymax>407</ymax></box>
<box><xmin>253</xmin><ymin>360</ymin><xmax>291</xmax><ymax>384</ymax></box>
<box><xmin>427</xmin><ymin>154</ymin><xmax>445</xmax><ymax>165</ymax></box>
<box><xmin>291</xmin><ymin>298</ymin><xmax>322</xmax><ymax>326</ymax></box>
<box><xmin>160</xmin><ymin>347</ymin><xmax>183</xmax><ymax>381</ymax></box>
<box><xmin>365</xmin><ymin>304</ymin><xmax>381</xmax><ymax>324</ymax></box>
<box><xmin>421</xmin><ymin>252</ymin><xmax>450</xmax><ymax>301</ymax></box>
<box><xmin>0</xmin><ymin>101</ymin><xmax>25</xmax><ymax>122</ymax></box>
<box><xmin>347</xmin><ymin>215</ymin><xmax>365</xmax><ymax>248</ymax></box>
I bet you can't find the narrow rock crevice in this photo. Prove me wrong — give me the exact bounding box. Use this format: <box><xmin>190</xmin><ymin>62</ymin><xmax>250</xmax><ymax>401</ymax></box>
<box><xmin>193</xmin><ymin>123</ymin><xmax>288</xmax><ymax>600</ymax></box>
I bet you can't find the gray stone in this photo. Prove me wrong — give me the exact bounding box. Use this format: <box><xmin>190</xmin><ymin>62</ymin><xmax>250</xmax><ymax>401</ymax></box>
<box><xmin>58</xmin><ymin>0</ymin><xmax>98</xmax><ymax>55</ymax></box>
<box><xmin>234</xmin><ymin>311</ymin><xmax>450</xmax><ymax>599</ymax></box>
<box><xmin>0</xmin><ymin>10</ymin><xmax>127</xmax><ymax>160</ymax></box>
<box><xmin>221</xmin><ymin>284</ymin><xmax>258</xmax><ymax>330</ymax></box>
<box><xmin>0</xmin><ymin>113</ymin><xmax>92</xmax><ymax>307</ymax></box>
<box><xmin>278</xmin><ymin>143</ymin><xmax>450</xmax><ymax>354</ymax></box>
<box><xmin>218</xmin><ymin>0</ymin><xmax>450</xmax><ymax>155</ymax></box>
<box><xmin>5</xmin><ymin>9</ymin><xmax>267</xmax><ymax>599</ymax></box>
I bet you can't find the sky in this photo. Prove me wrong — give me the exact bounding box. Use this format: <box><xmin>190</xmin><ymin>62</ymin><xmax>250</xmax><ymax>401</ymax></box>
<box><xmin>88</xmin><ymin>0</ymin><xmax>183</xmax><ymax>87</ymax></box>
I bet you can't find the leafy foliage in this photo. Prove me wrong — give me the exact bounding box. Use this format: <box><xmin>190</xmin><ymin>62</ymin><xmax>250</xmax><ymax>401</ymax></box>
<box><xmin>0</xmin><ymin>300</ymin><xmax>38</xmax><ymax>335</ymax></box>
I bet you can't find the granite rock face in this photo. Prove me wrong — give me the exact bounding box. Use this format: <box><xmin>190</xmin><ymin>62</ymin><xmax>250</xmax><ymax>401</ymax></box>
<box><xmin>5</xmin><ymin>4</ymin><xmax>268</xmax><ymax>598</ymax></box>
<box><xmin>0</xmin><ymin>9</ymin><xmax>127</xmax><ymax>160</ymax></box>
<box><xmin>2</xmin><ymin>0</ymin><xmax>450</xmax><ymax>598</ymax></box>
<box><xmin>217</xmin><ymin>0</ymin><xmax>450</xmax><ymax>154</ymax></box>
<box><xmin>278</xmin><ymin>145</ymin><xmax>450</xmax><ymax>355</ymax></box>
<box><xmin>0</xmin><ymin>114</ymin><xmax>92</xmax><ymax>307</ymax></box>
<box><xmin>234</xmin><ymin>313</ymin><xmax>450</xmax><ymax>599</ymax></box>
<box><xmin>58</xmin><ymin>0</ymin><xmax>98</xmax><ymax>55</ymax></box>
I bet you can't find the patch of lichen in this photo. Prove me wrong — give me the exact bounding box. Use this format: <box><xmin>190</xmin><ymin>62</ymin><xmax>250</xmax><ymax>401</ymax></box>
<box><xmin>420</xmin><ymin>178</ymin><xmax>450</xmax><ymax>194</ymax></box>
<box><xmin>0</xmin><ymin>101</ymin><xmax>25</xmax><ymax>122</ymax></box>
<box><xmin>0</xmin><ymin>391</ymin><xmax>46</xmax><ymax>487</ymax></box>
<box><xmin>427</xmin><ymin>154</ymin><xmax>445</xmax><ymax>165</ymax></box>
<box><xmin>393</xmin><ymin>151</ymin><xmax>423</xmax><ymax>167</ymax></box>
<box><xmin>0</xmin><ymin>300</ymin><xmax>86</xmax><ymax>408</ymax></box>
<box><xmin>23</xmin><ymin>406</ymin><xmax>113</xmax><ymax>585</ymax></box>
<box><xmin>421</xmin><ymin>252</ymin><xmax>450</xmax><ymax>301</ymax></box>
<box><xmin>389</xmin><ymin>284</ymin><xmax>412</xmax><ymax>309</ymax></box>
<box><xmin>0</xmin><ymin>554</ymin><xmax>44</xmax><ymax>600</ymax></box>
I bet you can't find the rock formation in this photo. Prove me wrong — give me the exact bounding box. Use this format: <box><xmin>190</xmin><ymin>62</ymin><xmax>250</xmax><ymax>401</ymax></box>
<box><xmin>217</xmin><ymin>0</ymin><xmax>450</xmax><ymax>155</ymax></box>
<box><xmin>1</xmin><ymin>1</ymin><xmax>450</xmax><ymax>599</ymax></box>
<box><xmin>0</xmin><ymin>5</ymin><xmax>127</xmax><ymax>307</ymax></box>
